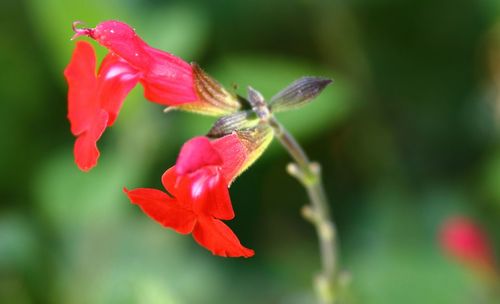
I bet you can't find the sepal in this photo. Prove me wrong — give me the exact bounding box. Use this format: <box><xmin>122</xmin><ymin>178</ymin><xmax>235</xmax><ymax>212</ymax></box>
<box><xmin>230</xmin><ymin>124</ymin><xmax>274</xmax><ymax>180</ymax></box>
<box><xmin>207</xmin><ymin>111</ymin><xmax>258</xmax><ymax>137</ymax></box>
<box><xmin>174</xmin><ymin>63</ymin><xmax>242</xmax><ymax>116</ymax></box>
<box><xmin>269</xmin><ymin>77</ymin><xmax>333</xmax><ymax>113</ymax></box>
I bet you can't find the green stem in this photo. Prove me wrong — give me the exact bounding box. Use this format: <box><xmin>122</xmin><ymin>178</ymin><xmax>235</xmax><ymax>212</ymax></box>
<box><xmin>268</xmin><ymin>115</ymin><xmax>339</xmax><ymax>304</ymax></box>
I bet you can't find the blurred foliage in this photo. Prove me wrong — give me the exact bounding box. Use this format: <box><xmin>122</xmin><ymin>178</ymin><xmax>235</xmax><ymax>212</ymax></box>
<box><xmin>1</xmin><ymin>0</ymin><xmax>500</xmax><ymax>303</ymax></box>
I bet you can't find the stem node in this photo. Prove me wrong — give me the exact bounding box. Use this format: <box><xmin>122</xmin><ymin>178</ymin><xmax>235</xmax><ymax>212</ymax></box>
<box><xmin>315</xmin><ymin>273</ymin><xmax>334</xmax><ymax>304</ymax></box>
<box><xmin>287</xmin><ymin>162</ymin><xmax>303</xmax><ymax>179</ymax></box>
<box><xmin>301</xmin><ymin>205</ymin><xmax>318</xmax><ymax>223</ymax></box>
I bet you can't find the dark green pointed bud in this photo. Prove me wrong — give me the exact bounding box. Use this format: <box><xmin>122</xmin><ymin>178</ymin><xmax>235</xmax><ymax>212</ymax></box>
<box><xmin>269</xmin><ymin>77</ymin><xmax>333</xmax><ymax>113</ymax></box>
<box><xmin>207</xmin><ymin>111</ymin><xmax>258</xmax><ymax>137</ymax></box>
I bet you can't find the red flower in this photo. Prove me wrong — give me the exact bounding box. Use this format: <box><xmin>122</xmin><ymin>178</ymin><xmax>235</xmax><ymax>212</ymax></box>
<box><xmin>71</xmin><ymin>20</ymin><xmax>198</xmax><ymax>105</ymax></box>
<box><xmin>65</xmin><ymin>20</ymin><xmax>240</xmax><ymax>171</ymax></box>
<box><xmin>439</xmin><ymin>216</ymin><xmax>497</xmax><ymax>275</ymax></box>
<box><xmin>125</xmin><ymin>134</ymin><xmax>254</xmax><ymax>257</ymax></box>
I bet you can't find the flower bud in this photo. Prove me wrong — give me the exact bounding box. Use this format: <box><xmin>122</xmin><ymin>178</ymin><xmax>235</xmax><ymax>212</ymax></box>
<box><xmin>269</xmin><ymin>76</ymin><xmax>333</xmax><ymax>113</ymax></box>
<box><xmin>439</xmin><ymin>216</ymin><xmax>497</xmax><ymax>277</ymax></box>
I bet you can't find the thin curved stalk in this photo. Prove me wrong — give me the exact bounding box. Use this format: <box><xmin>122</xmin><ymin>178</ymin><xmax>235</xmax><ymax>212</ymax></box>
<box><xmin>268</xmin><ymin>115</ymin><xmax>339</xmax><ymax>304</ymax></box>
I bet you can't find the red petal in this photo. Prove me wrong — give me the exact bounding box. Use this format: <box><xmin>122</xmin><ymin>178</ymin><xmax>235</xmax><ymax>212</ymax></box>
<box><xmin>175</xmin><ymin>137</ymin><xmax>223</xmax><ymax>175</ymax></box>
<box><xmin>189</xmin><ymin>168</ymin><xmax>234</xmax><ymax>220</ymax></box>
<box><xmin>91</xmin><ymin>20</ymin><xmax>198</xmax><ymax>105</ymax></box>
<box><xmin>65</xmin><ymin>41</ymin><xmax>98</xmax><ymax>136</ymax></box>
<box><xmin>73</xmin><ymin>110</ymin><xmax>108</xmax><ymax>171</ymax></box>
<box><xmin>97</xmin><ymin>53</ymin><xmax>140</xmax><ymax>125</ymax></box>
<box><xmin>162</xmin><ymin>167</ymin><xmax>194</xmax><ymax>210</ymax></box>
<box><xmin>140</xmin><ymin>73</ymin><xmax>197</xmax><ymax>106</ymax></box>
<box><xmin>65</xmin><ymin>41</ymin><xmax>140</xmax><ymax>171</ymax></box>
<box><xmin>192</xmin><ymin>216</ymin><xmax>254</xmax><ymax>258</ymax></box>
<box><xmin>125</xmin><ymin>187</ymin><xmax>196</xmax><ymax>234</ymax></box>
<box><xmin>161</xmin><ymin>167</ymin><xmax>179</xmax><ymax>197</ymax></box>
<box><xmin>162</xmin><ymin>167</ymin><xmax>234</xmax><ymax>219</ymax></box>
<box><xmin>212</xmin><ymin>134</ymin><xmax>249</xmax><ymax>182</ymax></box>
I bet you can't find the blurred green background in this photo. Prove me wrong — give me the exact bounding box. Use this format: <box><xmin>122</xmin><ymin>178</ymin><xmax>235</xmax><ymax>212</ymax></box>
<box><xmin>1</xmin><ymin>0</ymin><xmax>500</xmax><ymax>303</ymax></box>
